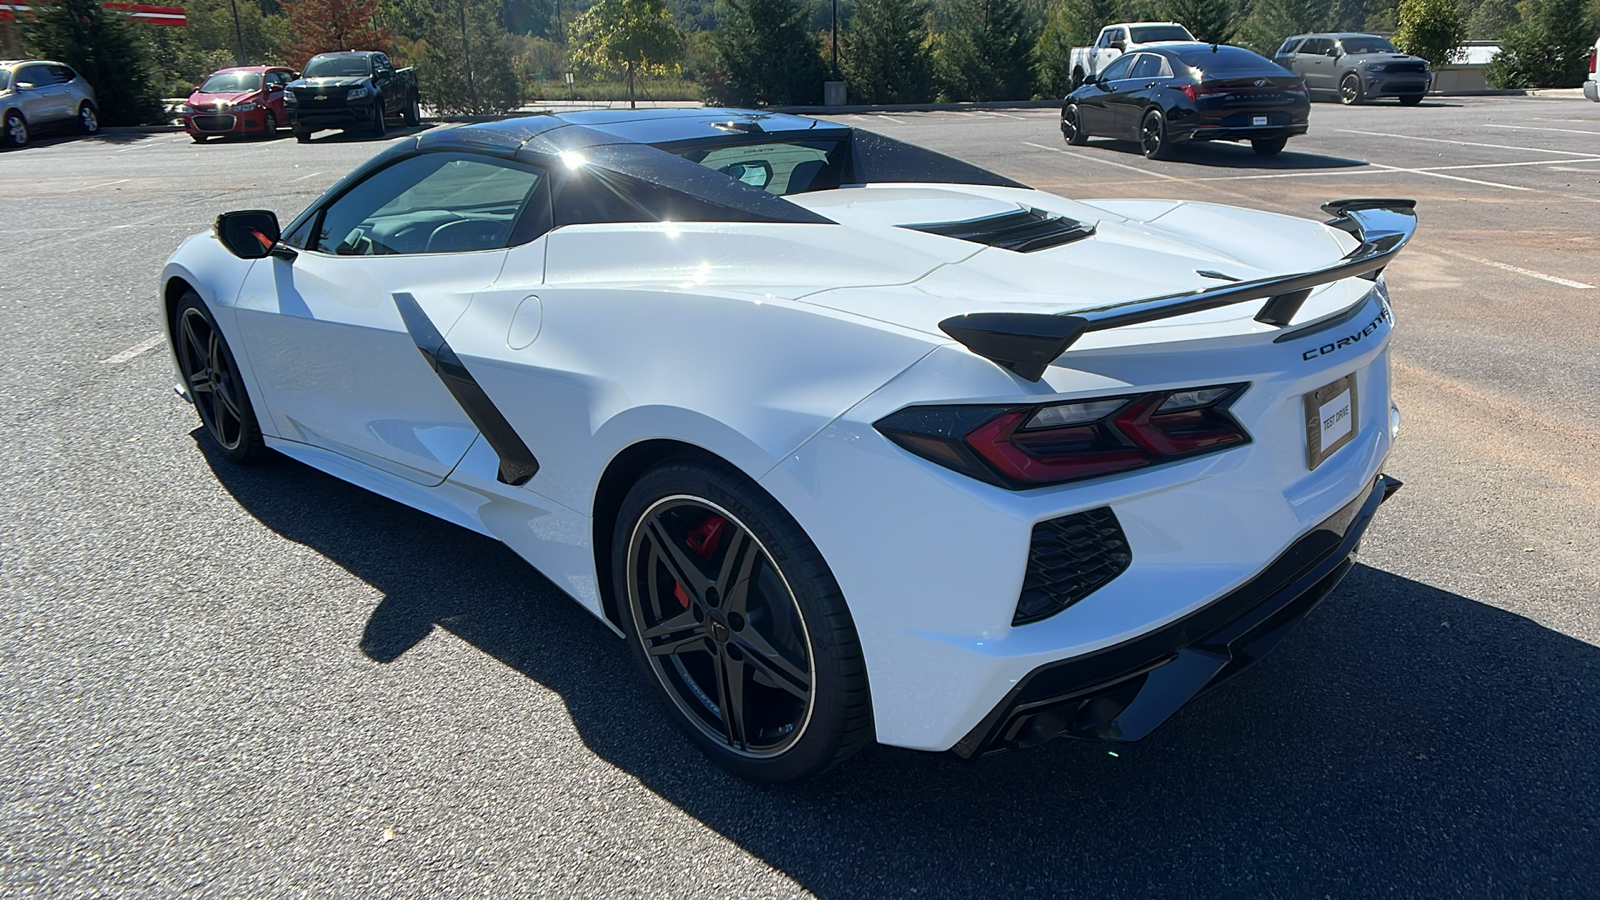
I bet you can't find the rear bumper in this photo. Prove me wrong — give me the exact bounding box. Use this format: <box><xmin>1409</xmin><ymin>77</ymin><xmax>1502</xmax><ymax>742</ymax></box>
<box><xmin>952</xmin><ymin>472</ymin><xmax>1401</xmax><ymax>757</ymax></box>
<box><xmin>1177</xmin><ymin>122</ymin><xmax>1307</xmax><ymax>143</ymax></box>
<box><xmin>1585</xmin><ymin>81</ymin><xmax>1599</xmax><ymax>102</ymax></box>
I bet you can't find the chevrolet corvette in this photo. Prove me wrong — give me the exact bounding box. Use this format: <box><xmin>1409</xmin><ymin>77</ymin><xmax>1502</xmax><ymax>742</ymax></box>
<box><xmin>160</xmin><ymin>109</ymin><xmax>1414</xmax><ymax>781</ymax></box>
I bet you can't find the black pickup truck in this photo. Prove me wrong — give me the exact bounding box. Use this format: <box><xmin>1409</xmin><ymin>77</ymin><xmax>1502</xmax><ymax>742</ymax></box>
<box><xmin>284</xmin><ymin>51</ymin><xmax>420</xmax><ymax>141</ymax></box>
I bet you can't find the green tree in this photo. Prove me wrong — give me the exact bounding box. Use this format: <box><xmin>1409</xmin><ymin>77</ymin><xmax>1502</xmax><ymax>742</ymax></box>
<box><xmin>934</xmin><ymin>0</ymin><xmax>1035</xmax><ymax>101</ymax></box>
<box><xmin>1160</xmin><ymin>0</ymin><xmax>1237</xmax><ymax>43</ymax></box>
<box><xmin>282</xmin><ymin>0</ymin><xmax>391</xmax><ymax>66</ymax></box>
<box><xmin>1032</xmin><ymin>3</ymin><xmax>1075</xmax><ymax>97</ymax></box>
<box><xmin>1233</xmin><ymin>0</ymin><xmax>1323</xmax><ymax>54</ymax></box>
<box><xmin>187</xmin><ymin>0</ymin><xmax>292</xmax><ymax>66</ymax></box>
<box><xmin>1393</xmin><ymin>0</ymin><xmax>1465</xmax><ymax>64</ymax></box>
<box><xmin>388</xmin><ymin>0</ymin><xmax>525</xmax><ymax>113</ymax></box>
<box><xmin>714</xmin><ymin>0</ymin><xmax>826</xmax><ymax>106</ymax></box>
<box><xmin>24</xmin><ymin>0</ymin><xmax>163</xmax><ymax>124</ymax></box>
<box><xmin>1466</xmin><ymin>0</ymin><xmax>1520</xmax><ymax>39</ymax></box>
<box><xmin>843</xmin><ymin>0</ymin><xmax>932</xmax><ymax>103</ymax></box>
<box><xmin>1486</xmin><ymin>0</ymin><xmax>1597</xmax><ymax>87</ymax></box>
<box><xmin>569</xmin><ymin>0</ymin><xmax>683</xmax><ymax>106</ymax></box>
<box><xmin>1056</xmin><ymin>0</ymin><xmax>1122</xmax><ymax>47</ymax></box>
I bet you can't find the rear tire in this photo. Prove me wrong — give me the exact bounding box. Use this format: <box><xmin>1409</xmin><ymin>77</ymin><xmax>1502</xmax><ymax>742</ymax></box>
<box><xmin>77</xmin><ymin>102</ymin><xmax>99</xmax><ymax>135</ymax></box>
<box><xmin>1062</xmin><ymin>104</ymin><xmax>1087</xmax><ymax>146</ymax></box>
<box><xmin>614</xmin><ymin>457</ymin><xmax>872</xmax><ymax>782</ymax></box>
<box><xmin>1339</xmin><ymin>73</ymin><xmax>1364</xmax><ymax>105</ymax></box>
<box><xmin>4</xmin><ymin>110</ymin><xmax>27</xmax><ymax>148</ymax></box>
<box><xmin>173</xmin><ymin>292</ymin><xmax>267</xmax><ymax>465</ymax></box>
<box><xmin>1398</xmin><ymin>93</ymin><xmax>1424</xmax><ymax>106</ymax></box>
<box><xmin>1140</xmin><ymin>108</ymin><xmax>1173</xmax><ymax>160</ymax></box>
<box><xmin>1251</xmin><ymin>136</ymin><xmax>1288</xmax><ymax>156</ymax></box>
<box><xmin>403</xmin><ymin>92</ymin><xmax>421</xmax><ymax>126</ymax></box>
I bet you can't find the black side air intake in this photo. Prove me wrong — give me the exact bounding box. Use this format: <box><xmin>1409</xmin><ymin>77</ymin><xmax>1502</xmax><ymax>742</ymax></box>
<box><xmin>1014</xmin><ymin>507</ymin><xmax>1132</xmax><ymax>625</ymax></box>
<box><xmin>901</xmin><ymin>207</ymin><xmax>1096</xmax><ymax>253</ymax></box>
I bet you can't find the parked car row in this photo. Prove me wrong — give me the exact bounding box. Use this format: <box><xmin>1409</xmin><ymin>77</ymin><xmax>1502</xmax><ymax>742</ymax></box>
<box><xmin>1060</xmin><ymin>27</ymin><xmax>1434</xmax><ymax>160</ymax></box>
<box><xmin>2</xmin><ymin>51</ymin><xmax>420</xmax><ymax>149</ymax></box>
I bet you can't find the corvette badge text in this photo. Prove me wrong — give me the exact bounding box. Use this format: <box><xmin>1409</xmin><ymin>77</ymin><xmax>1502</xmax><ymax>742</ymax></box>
<box><xmin>1302</xmin><ymin>303</ymin><xmax>1393</xmax><ymax>361</ymax></box>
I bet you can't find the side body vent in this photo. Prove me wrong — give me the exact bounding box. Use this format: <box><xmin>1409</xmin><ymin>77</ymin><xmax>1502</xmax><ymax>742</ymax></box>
<box><xmin>902</xmin><ymin>207</ymin><xmax>1096</xmax><ymax>253</ymax></box>
<box><xmin>1015</xmin><ymin>507</ymin><xmax>1132</xmax><ymax>625</ymax></box>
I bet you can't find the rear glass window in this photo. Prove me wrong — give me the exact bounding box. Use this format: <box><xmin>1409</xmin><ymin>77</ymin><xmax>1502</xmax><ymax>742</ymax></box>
<box><xmin>669</xmin><ymin>140</ymin><xmax>844</xmax><ymax>195</ymax></box>
<box><xmin>199</xmin><ymin>72</ymin><xmax>263</xmax><ymax>93</ymax></box>
<box><xmin>0</xmin><ymin>70</ymin><xmax>10</xmax><ymax>92</ymax></box>
<box><xmin>303</xmin><ymin>56</ymin><xmax>370</xmax><ymax>78</ymax></box>
<box><xmin>1340</xmin><ymin>36</ymin><xmax>1398</xmax><ymax>54</ymax></box>
<box><xmin>1175</xmin><ymin>46</ymin><xmax>1281</xmax><ymax>72</ymax></box>
<box><xmin>1129</xmin><ymin>25</ymin><xmax>1192</xmax><ymax>43</ymax></box>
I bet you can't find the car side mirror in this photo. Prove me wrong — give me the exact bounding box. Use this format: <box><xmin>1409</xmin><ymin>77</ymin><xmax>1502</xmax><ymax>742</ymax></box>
<box><xmin>16</xmin><ymin>82</ymin><xmax>33</xmax><ymax>91</ymax></box>
<box><xmin>1082</xmin><ymin>73</ymin><xmax>1097</xmax><ymax>85</ymax></box>
<box><xmin>216</xmin><ymin>210</ymin><xmax>285</xmax><ymax>260</ymax></box>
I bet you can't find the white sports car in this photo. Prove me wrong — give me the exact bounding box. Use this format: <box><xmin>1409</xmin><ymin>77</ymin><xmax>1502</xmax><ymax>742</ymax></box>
<box><xmin>161</xmin><ymin>109</ymin><xmax>1414</xmax><ymax>781</ymax></box>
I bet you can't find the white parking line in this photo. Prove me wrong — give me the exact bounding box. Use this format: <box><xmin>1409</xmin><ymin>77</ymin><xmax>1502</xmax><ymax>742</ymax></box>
<box><xmin>102</xmin><ymin>333</ymin><xmax>167</xmax><ymax>365</ymax></box>
<box><xmin>1338</xmin><ymin>129</ymin><xmax>1600</xmax><ymax>158</ymax></box>
<box><xmin>1483</xmin><ymin>123</ymin><xmax>1600</xmax><ymax>138</ymax></box>
<box><xmin>1368</xmin><ymin>161</ymin><xmax>1535</xmax><ymax>191</ymax></box>
<box><xmin>64</xmin><ymin>178</ymin><xmax>129</xmax><ymax>192</ymax></box>
<box><xmin>1428</xmin><ymin>246</ymin><xmax>1595</xmax><ymax>289</ymax></box>
<box><xmin>114</xmin><ymin>135</ymin><xmax>187</xmax><ymax>153</ymax></box>
<box><xmin>287</xmin><ymin>170</ymin><xmax>325</xmax><ymax>182</ymax></box>
<box><xmin>1021</xmin><ymin>141</ymin><xmax>1184</xmax><ymax>180</ymax></box>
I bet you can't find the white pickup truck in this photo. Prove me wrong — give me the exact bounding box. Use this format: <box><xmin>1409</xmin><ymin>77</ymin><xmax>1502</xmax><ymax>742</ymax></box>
<box><xmin>1586</xmin><ymin>36</ymin><xmax>1599</xmax><ymax>102</ymax></box>
<box><xmin>1069</xmin><ymin>22</ymin><xmax>1196</xmax><ymax>89</ymax></box>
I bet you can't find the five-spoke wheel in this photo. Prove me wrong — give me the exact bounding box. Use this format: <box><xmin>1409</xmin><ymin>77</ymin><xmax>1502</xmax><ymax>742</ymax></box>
<box><xmin>1141</xmin><ymin>109</ymin><xmax>1173</xmax><ymax>160</ymax></box>
<box><xmin>616</xmin><ymin>458</ymin><xmax>871</xmax><ymax>781</ymax></box>
<box><xmin>1062</xmin><ymin>104</ymin><xmax>1086</xmax><ymax>146</ymax></box>
<box><xmin>1340</xmin><ymin>74</ymin><xmax>1364</xmax><ymax>105</ymax></box>
<box><xmin>174</xmin><ymin>292</ymin><xmax>265</xmax><ymax>463</ymax></box>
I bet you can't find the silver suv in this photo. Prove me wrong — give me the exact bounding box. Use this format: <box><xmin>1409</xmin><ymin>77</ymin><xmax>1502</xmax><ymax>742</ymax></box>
<box><xmin>1</xmin><ymin>59</ymin><xmax>100</xmax><ymax>148</ymax></box>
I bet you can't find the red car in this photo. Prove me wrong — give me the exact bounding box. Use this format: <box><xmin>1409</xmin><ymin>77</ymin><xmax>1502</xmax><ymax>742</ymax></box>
<box><xmin>182</xmin><ymin>66</ymin><xmax>295</xmax><ymax>142</ymax></box>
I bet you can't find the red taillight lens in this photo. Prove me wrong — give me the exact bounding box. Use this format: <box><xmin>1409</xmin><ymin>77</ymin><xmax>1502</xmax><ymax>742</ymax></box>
<box><xmin>1182</xmin><ymin>84</ymin><xmax>1197</xmax><ymax>103</ymax></box>
<box><xmin>1590</xmin><ymin>50</ymin><xmax>1596</xmax><ymax>74</ymax></box>
<box><xmin>875</xmin><ymin>384</ymin><xmax>1250</xmax><ymax>489</ymax></box>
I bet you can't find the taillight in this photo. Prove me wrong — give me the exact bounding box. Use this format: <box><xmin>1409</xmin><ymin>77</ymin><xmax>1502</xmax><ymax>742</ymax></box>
<box><xmin>1181</xmin><ymin>84</ymin><xmax>1229</xmax><ymax>103</ymax></box>
<box><xmin>1590</xmin><ymin>50</ymin><xmax>1596</xmax><ymax>74</ymax></box>
<box><xmin>875</xmin><ymin>384</ymin><xmax>1250</xmax><ymax>489</ymax></box>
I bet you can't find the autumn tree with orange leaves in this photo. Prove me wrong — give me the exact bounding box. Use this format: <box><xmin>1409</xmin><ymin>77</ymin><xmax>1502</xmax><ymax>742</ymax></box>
<box><xmin>280</xmin><ymin>0</ymin><xmax>393</xmax><ymax>67</ymax></box>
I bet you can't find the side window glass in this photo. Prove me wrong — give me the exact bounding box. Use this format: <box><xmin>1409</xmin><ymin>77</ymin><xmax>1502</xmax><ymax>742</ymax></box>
<box><xmin>1131</xmin><ymin>54</ymin><xmax>1163</xmax><ymax>79</ymax></box>
<box><xmin>1100</xmin><ymin>55</ymin><xmax>1135</xmax><ymax>82</ymax></box>
<box><xmin>50</xmin><ymin>65</ymin><xmax>77</xmax><ymax>83</ymax></box>
<box><xmin>18</xmin><ymin>65</ymin><xmax>51</xmax><ymax>87</ymax></box>
<box><xmin>1096</xmin><ymin>29</ymin><xmax>1110</xmax><ymax>49</ymax></box>
<box><xmin>1157</xmin><ymin>56</ymin><xmax>1174</xmax><ymax>77</ymax></box>
<box><xmin>1278</xmin><ymin>39</ymin><xmax>1300</xmax><ymax>55</ymax></box>
<box><xmin>313</xmin><ymin>155</ymin><xmax>545</xmax><ymax>256</ymax></box>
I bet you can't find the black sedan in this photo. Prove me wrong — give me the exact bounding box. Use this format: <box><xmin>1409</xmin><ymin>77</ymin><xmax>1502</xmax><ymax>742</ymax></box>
<box><xmin>1061</xmin><ymin>43</ymin><xmax>1310</xmax><ymax>159</ymax></box>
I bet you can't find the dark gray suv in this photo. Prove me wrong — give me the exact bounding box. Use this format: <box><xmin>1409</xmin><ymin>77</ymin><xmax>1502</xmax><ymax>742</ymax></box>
<box><xmin>1273</xmin><ymin>34</ymin><xmax>1431</xmax><ymax>105</ymax></box>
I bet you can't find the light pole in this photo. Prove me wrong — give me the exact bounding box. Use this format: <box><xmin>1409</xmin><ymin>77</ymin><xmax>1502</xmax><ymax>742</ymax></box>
<box><xmin>227</xmin><ymin>0</ymin><xmax>247</xmax><ymax>66</ymax></box>
<box><xmin>830</xmin><ymin>0</ymin><xmax>838</xmax><ymax>76</ymax></box>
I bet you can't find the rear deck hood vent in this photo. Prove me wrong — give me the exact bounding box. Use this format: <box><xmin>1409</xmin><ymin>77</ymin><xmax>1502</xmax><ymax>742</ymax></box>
<box><xmin>900</xmin><ymin>206</ymin><xmax>1096</xmax><ymax>253</ymax></box>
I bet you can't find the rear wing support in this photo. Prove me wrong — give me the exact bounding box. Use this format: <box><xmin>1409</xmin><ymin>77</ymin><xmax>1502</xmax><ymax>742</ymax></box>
<box><xmin>938</xmin><ymin>199</ymin><xmax>1417</xmax><ymax>382</ymax></box>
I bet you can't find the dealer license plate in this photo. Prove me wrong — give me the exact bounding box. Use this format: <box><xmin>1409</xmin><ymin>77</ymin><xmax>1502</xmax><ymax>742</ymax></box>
<box><xmin>1253</xmin><ymin>115</ymin><xmax>1268</xmax><ymax>126</ymax></box>
<box><xmin>1304</xmin><ymin>373</ymin><xmax>1358</xmax><ymax>470</ymax></box>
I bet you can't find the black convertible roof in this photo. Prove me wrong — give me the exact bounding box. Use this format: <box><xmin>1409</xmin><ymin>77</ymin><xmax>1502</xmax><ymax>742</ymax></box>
<box><xmin>306</xmin><ymin>109</ymin><xmax>1026</xmax><ymax>231</ymax></box>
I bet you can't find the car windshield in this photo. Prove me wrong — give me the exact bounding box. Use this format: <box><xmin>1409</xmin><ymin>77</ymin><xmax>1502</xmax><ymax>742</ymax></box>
<box><xmin>303</xmin><ymin>56</ymin><xmax>369</xmax><ymax>78</ymax></box>
<box><xmin>669</xmin><ymin>140</ymin><xmax>844</xmax><ymax>196</ymax></box>
<box><xmin>198</xmin><ymin>72</ymin><xmax>262</xmax><ymax>93</ymax></box>
<box><xmin>1340</xmin><ymin>37</ymin><xmax>1398</xmax><ymax>54</ymax></box>
<box><xmin>1129</xmin><ymin>25</ymin><xmax>1193</xmax><ymax>43</ymax></box>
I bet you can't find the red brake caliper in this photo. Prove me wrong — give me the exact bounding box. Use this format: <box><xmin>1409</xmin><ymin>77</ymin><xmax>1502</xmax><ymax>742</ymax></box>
<box><xmin>672</xmin><ymin>515</ymin><xmax>727</xmax><ymax>609</ymax></box>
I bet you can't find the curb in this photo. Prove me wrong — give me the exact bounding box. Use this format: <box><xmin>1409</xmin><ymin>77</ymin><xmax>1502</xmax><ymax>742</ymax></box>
<box><xmin>103</xmin><ymin>124</ymin><xmax>184</xmax><ymax>133</ymax></box>
<box><xmin>774</xmin><ymin>99</ymin><xmax>1062</xmax><ymax>114</ymax></box>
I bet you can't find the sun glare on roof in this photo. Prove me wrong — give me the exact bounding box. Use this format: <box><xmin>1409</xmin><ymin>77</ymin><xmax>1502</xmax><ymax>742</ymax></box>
<box><xmin>559</xmin><ymin>150</ymin><xmax>588</xmax><ymax>170</ymax></box>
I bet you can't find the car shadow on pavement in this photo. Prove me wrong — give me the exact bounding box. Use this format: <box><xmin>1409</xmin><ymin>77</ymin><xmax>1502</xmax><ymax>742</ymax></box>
<box><xmin>202</xmin><ymin>441</ymin><xmax>1600</xmax><ymax>897</ymax></box>
<box><xmin>1086</xmin><ymin>139</ymin><xmax>1369</xmax><ymax>171</ymax></box>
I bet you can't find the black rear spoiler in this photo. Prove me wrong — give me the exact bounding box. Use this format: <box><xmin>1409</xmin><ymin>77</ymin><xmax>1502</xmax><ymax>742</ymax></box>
<box><xmin>938</xmin><ymin>199</ymin><xmax>1417</xmax><ymax>382</ymax></box>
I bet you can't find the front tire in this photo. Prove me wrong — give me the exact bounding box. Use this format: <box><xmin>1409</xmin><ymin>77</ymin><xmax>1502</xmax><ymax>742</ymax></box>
<box><xmin>4</xmin><ymin>110</ymin><xmax>27</xmax><ymax>148</ymax></box>
<box><xmin>614</xmin><ymin>457</ymin><xmax>872</xmax><ymax>782</ymax></box>
<box><xmin>369</xmin><ymin>99</ymin><xmax>387</xmax><ymax>138</ymax></box>
<box><xmin>1398</xmin><ymin>93</ymin><xmax>1424</xmax><ymax>106</ymax></box>
<box><xmin>1062</xmin><ymin>103</ymin><xmax>1087</xmax><ymax>146</ymax></box>
<box><xmin>77</xmin><ymin>102</ymin><xmax>99</xmax><ymax>135</ymax></box>
<box><xmin>173</xmin><ymin>292</ymin><xmax>266</xmax><ymax>464</ymax></box>
<box><xmin>1141</xmin><ymin>108</ymin><xmax>1173</xmax><ymax>160</ymax></box>
<box><xmin>1251</xmin><ymin>136</ymin><xmax>1288</xmax><ymax>156</ymax></box>
<box><xmin>1340</xmin><ymin>73</ymin><xmax>1364</xmax><ymax>105</ymax></box>
<box><xmin>403</xmin><ymin>92</ymin><xmax>421</xmax><ymax>126</ymax></box>
<box><xmin>261</xmin><ymin>110</ymin><xmax>278</xmax><ymax>137</ymax></box>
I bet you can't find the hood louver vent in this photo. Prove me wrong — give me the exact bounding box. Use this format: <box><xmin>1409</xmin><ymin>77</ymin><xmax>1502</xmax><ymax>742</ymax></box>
<box><xmin>901</xmin><ymin>207</ymin><xmax>1096</xmax><ymax>253</ymax></box>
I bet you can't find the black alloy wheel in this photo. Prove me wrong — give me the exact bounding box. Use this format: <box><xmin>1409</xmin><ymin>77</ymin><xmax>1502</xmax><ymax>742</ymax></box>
<box><xmin>1340</xmin><ymin>74</ymin><xmax>1364</xmax><ymax>105</ymax></box>
<box><xmin>78</xmin><ymin>102</ymin><xmax>99</xmax><ymax>135</ymax></box>
<box><xmin>1252</xmin><ymin>136</ymin><xmax>1288</xmax><ymax>156</ymax></box>
<box><xmin>615</xmin><ymin>458</ymin><xmax>872</xmax><ymax>781</ymax></box>
<box><xmin>1141</xmin><ymin>109</ymin><xmax>1173</xmax><ymax>160</ymax></box>
<box><xmin>4</xmin><ymin>111</ymin><xmax>26</xmax><ymax>148</ymax></box>
<box><xmin>1062</xmin><ymin>104</ymin><xmax>1087</xmax><ymax>146</ymax></box>
<box><xmin>173</xmin><ymin>292</ymin><xmax>265</xmax><ymax>464</ymax></box>
<box><xmin>262</xmin><ymin>110</ymin><xmax>278</xmax><ymax>137</ymax></box>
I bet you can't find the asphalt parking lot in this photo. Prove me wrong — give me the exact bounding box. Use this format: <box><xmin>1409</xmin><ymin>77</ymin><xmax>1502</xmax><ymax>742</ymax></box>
<box><xmin>3</xmin><ymin>97</ymin><xmax>1598</xmax><ymax>896</ymax></box>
